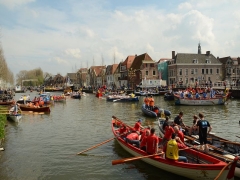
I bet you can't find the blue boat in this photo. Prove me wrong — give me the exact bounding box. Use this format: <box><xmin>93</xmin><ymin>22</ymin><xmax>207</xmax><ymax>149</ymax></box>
<box><xmin>141</xmin><ymin>104</ymin><xmax>171</xmax><ymax>117</ymax></box>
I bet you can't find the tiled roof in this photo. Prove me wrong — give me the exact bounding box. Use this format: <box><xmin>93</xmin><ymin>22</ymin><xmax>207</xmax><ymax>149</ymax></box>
<box><xmin>122</xmin><ymin>55</ymin><xmax>135</xmax><ymax>68</ymax></box>
<box><xmin>112</xmin><ymin>64</ymin><xmax>118</xmax><ymax>74</ymax></box>
<box><xmin>175</xmin><ymin>53</ymin><xmax>220</xmax><ymax>64</ymax></box>
<box><xmin>131</xmin><ymin>53</ymin><xmax>153</xmax><ymax>69</ymax></box>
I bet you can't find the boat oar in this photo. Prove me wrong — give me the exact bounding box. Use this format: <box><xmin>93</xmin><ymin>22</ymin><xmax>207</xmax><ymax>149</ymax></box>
<box><xmin>112</xmin><ymin>152</ymin><xmax>164</xmax><ymax>165</ymax></box>
<box><xmin>214</xmin><ymin>159</ymin><xmax>236</xmax><ymax>180</ymax></box>
<box><xmin>77</xmin><ymin>137</ymin><xmax>115</xmax><ymax>155</ymax></box>
<box><xmin>77</xmin><ymin>133</ymin><xmax>125</xmax><ymax>155</ymax></box>
<box><xmin>219</xmin><ymin>140</ymin><xmax>240</xmax><ymax>145</ymax></box>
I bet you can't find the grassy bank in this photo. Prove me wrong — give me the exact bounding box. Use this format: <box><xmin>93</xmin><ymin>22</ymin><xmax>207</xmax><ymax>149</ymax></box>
<box><xmin>0</xmin><ymin>106</ymin><xmax>7</xmax><ymax>146</ymax></box>
<box><xmin>0</xmin><ymin>115</ymin><xmax>7</xmax><ymax>143</ymax></box>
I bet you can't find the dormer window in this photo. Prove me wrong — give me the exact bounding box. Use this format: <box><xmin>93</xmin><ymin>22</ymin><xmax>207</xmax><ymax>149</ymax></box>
<box><xmin>193</xmin><ymin>59</ymin><xmax>198</xmax><ymax>63</ymax></box>
<box><xmin>206</xmin><ymin>59</ymin><xmax>211</xmax><ymax>63</ymax></box>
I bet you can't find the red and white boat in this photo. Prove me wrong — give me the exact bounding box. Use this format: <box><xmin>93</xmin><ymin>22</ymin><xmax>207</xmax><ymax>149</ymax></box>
<box><xmin>112</xmin><ymin>116</ymin><xmax>238</xmax><ymax>180</ymax></box>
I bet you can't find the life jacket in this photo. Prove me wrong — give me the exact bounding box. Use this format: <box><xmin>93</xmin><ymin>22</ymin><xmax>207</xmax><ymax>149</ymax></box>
<box><xmin>144</xmin><ymin>97</ymin><xmax>149</xmax><ymax>105</ymax></box>
<box><xmin>166</xmin><ymin>139</ymin><xmax>179</xmax><ymax>160</ymax></box>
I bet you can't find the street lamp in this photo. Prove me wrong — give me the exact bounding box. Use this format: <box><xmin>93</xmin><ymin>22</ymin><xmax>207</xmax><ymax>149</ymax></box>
<box><xmin>128</xmin><ymin>68</ymin><xmax>136</xmax><ymax>90</ymax></box>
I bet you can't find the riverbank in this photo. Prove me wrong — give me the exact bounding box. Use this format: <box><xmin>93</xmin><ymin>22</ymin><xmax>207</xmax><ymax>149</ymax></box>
<box><xmin>0</xmin><ymin>114</ymin><xmax>7</xmax><ymax>151</ymax></box>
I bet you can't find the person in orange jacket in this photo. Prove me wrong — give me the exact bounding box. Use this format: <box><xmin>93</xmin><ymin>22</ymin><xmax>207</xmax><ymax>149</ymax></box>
<box><xmin>149</xmin><ymin>95</ymin><xmax>155</xmax><ymax>111</ymax></box>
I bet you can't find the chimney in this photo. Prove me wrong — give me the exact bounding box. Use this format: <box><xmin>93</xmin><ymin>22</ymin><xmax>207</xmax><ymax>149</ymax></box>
<box><xmin>206</xmin><ymin>51</ymin><xmax>210</xmax><ymax>55</ymax></box>
<box><xmin>172</xmin><ymin>51</ymin><xmax>175</xmax><ymax>59</ymax></box>
<box><xmin>135</xmin><ymin>54</ymin><xmax>137</xmax><ymax>57</ymax></box>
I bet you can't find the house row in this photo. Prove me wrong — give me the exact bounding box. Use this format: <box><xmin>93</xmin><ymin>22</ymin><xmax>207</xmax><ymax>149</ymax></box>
<box><xmin>44</xmin><ymin>44</ymin><xmax>240</xmax><ymax>89</ymax></box>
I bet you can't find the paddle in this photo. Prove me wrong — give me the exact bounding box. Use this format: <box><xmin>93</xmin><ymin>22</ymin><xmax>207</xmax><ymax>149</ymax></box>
<box><xmin>112</xmin><ymin>152</ymin><xmax>164</xmax><ymax>165</ymax></box>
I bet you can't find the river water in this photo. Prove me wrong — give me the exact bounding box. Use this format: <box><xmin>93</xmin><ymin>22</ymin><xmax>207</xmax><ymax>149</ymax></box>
<box><xmin>0</xmin><ymin>92</ymin><xmax>240</xmax><ymax>180</ymax></box>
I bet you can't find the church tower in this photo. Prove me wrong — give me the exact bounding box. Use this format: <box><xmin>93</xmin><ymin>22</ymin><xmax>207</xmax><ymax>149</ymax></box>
<box><xmin>198</xmin><ymin>42</ymin><xmax>201</xmax><ymax>54</ymax></box>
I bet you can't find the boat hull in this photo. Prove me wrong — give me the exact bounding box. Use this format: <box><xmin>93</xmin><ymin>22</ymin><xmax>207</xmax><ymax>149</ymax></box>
<box><xmin>8</xmin><ymin>114</ymin><xmax>22</xmax><ymax>122</ymax></box>
<box><xmin>174</xmin><ymin>95</ymin><xmax>226</xmax><ymax>105</ymax></box>
<box><xmin>20</xmin><ymin>105</ymin><xmax>50</xmax><ymax>112</ymax></box>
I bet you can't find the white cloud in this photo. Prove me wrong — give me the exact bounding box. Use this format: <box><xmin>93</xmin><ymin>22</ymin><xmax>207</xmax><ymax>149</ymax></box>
<box><xmin>65</xmin><ymin>49</ymin><xmax>81</xmax><ymax>59</ymax></box>
<box><xmin>178</xmin><ymin>2</ymin><xmax>192</xmax><ymax>10</ymax></box>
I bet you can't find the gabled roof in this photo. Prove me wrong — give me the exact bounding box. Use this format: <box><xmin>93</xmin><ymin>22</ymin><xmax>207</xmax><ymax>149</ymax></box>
<box><xmin>218</xmin><ymin>57</ymin><xmax>229</xmax><ymax>64</ymax></box>
<box><xmin>112</xmin><ymin>64</ymin><xmax>118</xmax><ymax>74</ymax></box>
<box><xmin>175</xmin><ymin>53</ymin><xmax>220</xmax><ymax>64</ymax></box>
<box><xmin>90</xmin><ymin>66</ymin><xmax>106</xmax><ymax>76</ymax></box>
<box><xmin>122</xmin><ymin>55</ymin><xmax>135</xmax><ymax>68</ymax></box>
<box><xmin>131</xmin><ymin>53</ymin><xmax>153</xmax><ymax>69</ymax></box>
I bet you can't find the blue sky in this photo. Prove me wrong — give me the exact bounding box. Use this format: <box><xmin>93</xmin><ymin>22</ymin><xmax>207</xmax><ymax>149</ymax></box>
<box><xmin>0</xmin><ymin>0</ymin><xmax>240</xmax><ymax>78</ymax></box>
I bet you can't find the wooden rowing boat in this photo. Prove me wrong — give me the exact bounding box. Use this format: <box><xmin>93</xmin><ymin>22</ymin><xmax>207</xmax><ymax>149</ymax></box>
<box><xmin>158</xmin><ymin>119</ymin><xmax>240</xmax><ymax>178</ymax></box>
<box><xmin>174</xmin><ymin>94</ymin><xmax>227</xmax><ymax>105</ymax></box>
<box><xmin>112</xmin><ymin>116</ymin><xmax>238</xmax><ymax>180</ymax></box>
<box><xmin>19</xmin><ymin>105</ymin><xmax>50</xmax><ymax>113</ymax></box>
<box><xmin>0</xmin><ymin>101</ymin><xmax>13</xmax><ymax>106</ymax></box>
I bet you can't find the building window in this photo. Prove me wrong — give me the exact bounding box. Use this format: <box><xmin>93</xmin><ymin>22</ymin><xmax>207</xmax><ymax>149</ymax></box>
<box><xmin>145</xmin><ymin>64</ymin><xmax>148</xmax><ymax>67</ymax></box>
<box><xmin>202</xmin><ymin>69</ymin><xmax>204</xmax><ymax>74</ymax></box>
<box><xmin>210</xmin><ymin>69</ymin><xmax>212</xmax><ymax>74</ymax></box>
<box><xmin>195</xmin><ymin>69</ymin><xmax>198</xmax><ymax>74</ymax></box>
<box><xmin>191</xmin><ymin>69</ymin><xmax>194</xmax><ymax>74</ymax></box>
<box><xmin>216</xmin><ymin>69</ymin><xmax>219</xmax><ymax>74</ymax></box>
<box><xmin>179</xmin><ymin>69</ymin><xmax>182</xmax><ymax>76</ymax></box>
<box><xmin>185</xmin><ymin>78</ymin><xmax>188</xmax><ymax>84</ymax></box>
<box><xmin>146</xmin><ymin>71</ymin><xmax>148</xmax><ymax>75</ymax></box>
<box><xmin>185</xmin><ymin>69</ymin><xmax>188</xmax><ymax>76</ymax></box>
<box><xmin>206</xmin><ymin>69</ymin><xmax>208</xmax><ymax>74</ymax></box>
<box><xmin>206</xmin><ymin>59</ymin><xmax>211</xmax><ymax>63</ymax></box>
<box><xmin>153</xmin><ymin>70</ymin><xmax>156</xmax><ymax>76</ymax></box>
<box><xmin>193</xmin><ymin>59</ymin><xmax>198</xmax><ymax>63</ymax></box>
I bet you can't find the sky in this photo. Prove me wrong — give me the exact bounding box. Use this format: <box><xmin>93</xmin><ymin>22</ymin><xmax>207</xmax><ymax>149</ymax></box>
<box><xmin>0</xmin><ymin>0</ymin><xmax>240</xmax><ymax>78</ymax></box>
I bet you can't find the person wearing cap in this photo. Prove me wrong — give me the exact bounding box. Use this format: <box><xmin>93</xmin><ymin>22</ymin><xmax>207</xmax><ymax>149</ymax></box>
<box><xmin>132</xmin><ymin>119</ymin><xmax>142</xmax><ymax>133</ymax></box>
<box><xmin>146</xmin><ymin>128</ymin><xmax>159</xmax><ymax>154</ymax></box>
<box><xmin>164</xmin><ymin>133</ymin><xmax>188</xmax><ymax>163</ymax></box>
<box><xmin>149</xmin><ymin>95</ymin><xmax>155</xmax><ymax>111</ymax></box>
<box><xmin>144</xmin><ymin>95</ymin><xmax>150</xmax><ymax>109</ymax></box>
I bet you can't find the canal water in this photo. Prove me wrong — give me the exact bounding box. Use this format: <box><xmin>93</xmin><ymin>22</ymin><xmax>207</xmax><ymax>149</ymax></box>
<box><xmin>0</xmin><ymin>92</ymin><xmax>240</xmax><ymax>180</ymax></box>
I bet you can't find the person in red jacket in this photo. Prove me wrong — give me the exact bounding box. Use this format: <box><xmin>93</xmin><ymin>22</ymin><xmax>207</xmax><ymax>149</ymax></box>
<box><xmin>132</xmin><ymin>119</ymin><xmax>143</xmax><ymax>133</ymax></box>
<box><xmin>146</xmin><ymin>128</ymin><xmax>159</xmax><ymax>154</ymax></box>
<box><xmin>174</xmin><ymin>126</ymin><xmax>185</xmax><ymax>144</ymax></box>
<box><xmin>140</xmin><ymin>129</ymin><xmax>150</xmax><ymax>151</ymax></box>
<box><xmin>126</xmin><ymin>132</ymin><xmax>140</xmax><ymax>148</ymax></box>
